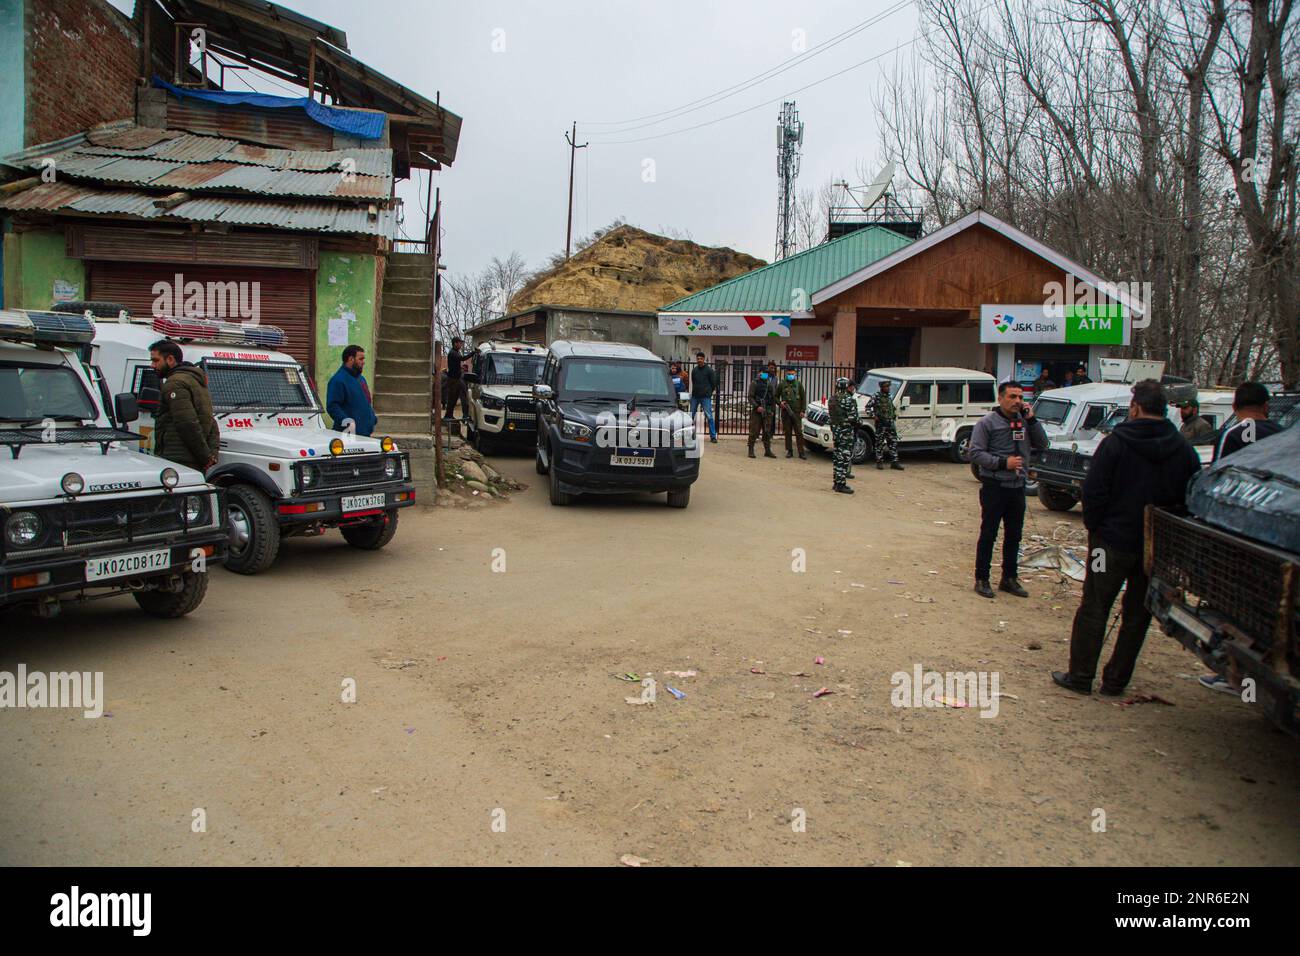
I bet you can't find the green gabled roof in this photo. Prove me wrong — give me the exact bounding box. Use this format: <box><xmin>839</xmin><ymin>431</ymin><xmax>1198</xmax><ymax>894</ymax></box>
<box><xmin>660</xmin><ymin>226</ymin><xmax>915</xmax><ymax>313</ymax></box>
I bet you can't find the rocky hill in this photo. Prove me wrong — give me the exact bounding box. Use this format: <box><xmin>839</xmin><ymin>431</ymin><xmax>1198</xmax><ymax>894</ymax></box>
<box><xmin>508</xmin><ymin>225</ymin><xmax>765</xmax><ymax>314</ymax></box>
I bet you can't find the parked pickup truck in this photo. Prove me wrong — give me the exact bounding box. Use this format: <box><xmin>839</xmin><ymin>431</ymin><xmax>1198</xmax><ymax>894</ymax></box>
<box><xmin>1146</xmin><ymin>419</ymin><xmax>1300</xmax><ymax>736</ymax></box>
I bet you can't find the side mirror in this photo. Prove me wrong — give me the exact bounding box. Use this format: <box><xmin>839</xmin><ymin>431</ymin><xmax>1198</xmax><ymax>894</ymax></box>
<box><xmin>137</xmin><ymin>385</ymin><xmax>161</xmax><ymax>412</ymax></box>
<box><xmin>114</xmin><ymin>392</ymin><xmax>140</xmax><ymax>425</ymax></box>
<box><xmin>899</xmin><ymin>396</ymin><xmax>911</xmax><ymax>409</ymax></box>
<box><xmin>533</xmin><ymin>384</ymin><xmax>554</xmax><ymax>402</ymax></box>
<box><xmin>463</xmin><ymin>372</ymin><xmax>480</xmax><ymax>386</ymax></box>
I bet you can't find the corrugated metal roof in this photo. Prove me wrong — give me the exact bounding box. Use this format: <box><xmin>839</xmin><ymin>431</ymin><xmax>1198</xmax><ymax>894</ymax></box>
<box><xmin>2</xmin><ymin>127</ymin><xmax>392</xmax><ymax>200</ymax></box>
<box><xmin>660</xmin><ymin>227</ymin><xmax>916</xmax><ymax>313</ymax></box>
<box><xmin>0</xmin><ymin>182</ymin><xmax>394</xmax><ymax>237</ymax></box>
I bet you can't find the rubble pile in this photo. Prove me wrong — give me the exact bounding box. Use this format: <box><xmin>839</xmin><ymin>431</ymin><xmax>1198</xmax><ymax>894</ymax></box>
<box><xmin>435</xmin><ymin>437</ymin><xmax>526</xmax><ymax>507</ymax></box>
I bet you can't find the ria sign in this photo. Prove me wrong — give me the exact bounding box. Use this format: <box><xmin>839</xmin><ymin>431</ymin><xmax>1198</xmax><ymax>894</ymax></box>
<box><xmin>979</xmin><ymin>304</ymin><xmax>1128</xmax><ymax>345</ymax></box>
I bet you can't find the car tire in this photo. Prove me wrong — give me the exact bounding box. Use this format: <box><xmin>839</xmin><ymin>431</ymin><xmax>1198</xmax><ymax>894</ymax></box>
<box><xmin>1038</xmin><ymin>483</ymin><xmax>1079</xmax><ymax>512</ymax></box>
<box><xmin>950</xmin><ymin>428</ymin><xmax>972</xmax><ymax>464</ymax></box>
<box><xmin>224</xmin><ymin>483</ymin><xmax>280</xmax><ymax>575</ymax></box>
<box><xmin>133</xmin><ymin>570</ymin><xmax>208</xmax><ymax>618</ymax></box>
<box><xmin>667</xmin><ymin>487</ymin><xmax>691</xmax><ymax>508</ymax></box>
<box><xmin>474</xmin><ymin>425</ymin><xmax>495</xmax><ymax>456</ymax></box>
<box><xmin>851</xmin><ymin>429</ymin><xmax>876</xmax><ymax>465</ymax></box>
<box><xmin>341</xmin><ymin>509</ymin><xmax>399</xmax><ymax>549</ymax></box>
<box><xmin>548</xmin><ymin>460</ymin><xmax>570</xmax><ymax>506</ymax></box>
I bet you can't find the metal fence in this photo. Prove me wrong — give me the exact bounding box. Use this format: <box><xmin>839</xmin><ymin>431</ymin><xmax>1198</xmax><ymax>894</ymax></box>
<box><xmin>699</xmin><ymin>363</ymin><xmax>863</xmax><ymax>435</ymax></box>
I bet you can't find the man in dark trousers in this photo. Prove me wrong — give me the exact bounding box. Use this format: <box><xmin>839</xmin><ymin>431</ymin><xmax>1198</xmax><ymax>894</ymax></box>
<box><xmin>444</xmin><ymin>336</ymin><xmax>472</xmax><ymax>422</ymax></box>
<box><xmin>868</xmin><ymin>379</ymin><xmax>903</xmax><ymax>470</ymax></box>
<box><xmin>149</xmin><ymin>339</ymin><xmax>220</xmax><ymax>472</ymax></box>
<box><xmin>1052</xmin><ymin>380</ymin><xmax>1202</xmax><ymax>696</ymax></box>
<box><xmin>776</xmin><ymin>365</ymin><xmax>807</xmax><ymax>459</ymax></box>
<box><xmin>967</xmin><ymin>380</ymin><xmax>1049</xmax><ymax>599</ymax></box>
<box><xmin>688</xmin><ymin>352</ymin><xmax>718</xmax><ymax>443</ymax></box>
<box><xmin>747</xmin><ymin>366</ymin><xmax>777</xmax><ymax>459</ymax></box>
<box><xmin>1214</xmin><ymin>381</ymin><xmax>1282</xmax><ymax>461</ymax></box>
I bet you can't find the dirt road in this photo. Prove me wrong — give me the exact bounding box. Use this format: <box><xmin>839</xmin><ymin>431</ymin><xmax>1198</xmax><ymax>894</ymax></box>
<box><xmin>2</xmin><ymin>440</ymin><xmax>1296</xmax><ymax>866</ymax></box>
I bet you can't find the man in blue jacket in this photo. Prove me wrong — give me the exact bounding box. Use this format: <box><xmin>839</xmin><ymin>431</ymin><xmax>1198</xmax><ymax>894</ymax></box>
<box><xmin>327</xmin><ymin>344</ymin><xmax>377</xmax><ymax>436</ymax></box>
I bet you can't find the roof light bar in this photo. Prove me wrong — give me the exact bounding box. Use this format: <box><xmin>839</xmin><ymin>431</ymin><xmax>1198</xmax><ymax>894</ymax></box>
<box><xmin>152</xmin><ymin>316</ymin><xmax>286</xmax><ymax>348</ymax></box>
<box><xmin>0</xmin><ymin>309</ymin><xmax>95</xmax><ymax>345</ymax></box>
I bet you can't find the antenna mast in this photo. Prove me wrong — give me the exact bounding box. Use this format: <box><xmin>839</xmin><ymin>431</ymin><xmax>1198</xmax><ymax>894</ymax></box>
<box><xmin>774</xmin><ymin>101</ymin><xmax>803</xmax><ymax>261</ymax></box>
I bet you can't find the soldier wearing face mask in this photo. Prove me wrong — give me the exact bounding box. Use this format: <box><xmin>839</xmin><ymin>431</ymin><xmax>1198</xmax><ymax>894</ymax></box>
<box><xmin>747</xmin><ymin>363</ymin><xmax>778</xmax><ymax>459</ymax></box>
<box><xmin>776</xmin><ymin>365</ymin><xmax>807</xmax><ymax>459</ymax></box>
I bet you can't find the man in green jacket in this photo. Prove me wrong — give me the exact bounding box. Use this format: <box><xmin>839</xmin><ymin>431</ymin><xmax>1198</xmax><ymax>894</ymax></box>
<box><xmin>149</xmin><ymin>339</ymin><xmax>220</xmax><ymax>472</ymax></box>
<box><xmin>776</xmin><ymin>366</ymin><xmax>808</xmax><ymax>459</ymax></box>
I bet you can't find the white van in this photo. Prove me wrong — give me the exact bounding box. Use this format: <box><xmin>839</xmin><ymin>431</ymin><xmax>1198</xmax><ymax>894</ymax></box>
<box><xmin>802</xmin><ymin>367</ymin><xmax>998</xmax><ymax>464</ymax></box>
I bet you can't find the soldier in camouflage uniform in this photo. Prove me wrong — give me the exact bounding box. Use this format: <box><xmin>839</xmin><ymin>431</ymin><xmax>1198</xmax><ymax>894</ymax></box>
<box><xmin>868</xmin><ymin>379</ymin><xmax>904</xmax><ymax>471</ymax></box>
<box><xmin>828</xmin><ymin>376</ymin><xmax>858</xmax><ymax>494</ymax></box>
<box><xmin>747</xmin><ymin>368</ymin><xmax>778</xmax><ymax>459</ymax></box>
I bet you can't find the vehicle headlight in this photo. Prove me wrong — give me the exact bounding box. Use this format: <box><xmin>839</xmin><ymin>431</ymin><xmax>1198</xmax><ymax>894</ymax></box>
<box><xmin>481</xmin><ymin>394</ymin><xmax>505</xmax><ymax>410</ymax></box>
<box><xmin>383</xmin><ymin>457</ymin><xmax>398</xmax><ymax>479</ymax></box>
<box><xmin>5</xmin><ymin>511</ymin><xmax>42</xmax><ymax>548</ymax></box>
<box><xmin>301</xmin><ymin>463</ymin><xmax>320</xmax><ymax>489</ymax></box>
<box><xmin>380</xmin><ymin>436</ymin><xmax>395</xmax><ymax>452</ymax></box>
<box><xmin>184</xmin><ymin>494</ymin><xmax>204</xmax><ymax>523</ymax></box>
<box><xmin>561</xmin><ymin>419</ymin><xmax>591</xmax><ymax>442</ymax></box>
<box><xmin>160</xmin><ymin>467</ymin><xmax>179</xmax><ymax>489</ymax></box>
<box><xmin>329</xmin><ymin>438</ymin><xmax>344</xmax><ymax>456</ymax></box>
<box><xmin>60</xmin><ymin>472</ymin><xmax>84</xmax><ymax>495</ymax></box>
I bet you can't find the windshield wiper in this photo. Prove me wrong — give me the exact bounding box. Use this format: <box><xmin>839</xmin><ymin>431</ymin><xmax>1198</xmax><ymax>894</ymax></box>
<box><xmin>257</xmin><ymin>402</ymin><xmax>322</xmax><ymax>418</ymax></box>
<box><xmin>7</xmin><ymin>414</ymin><xmax>89</xmax><ymax>428</ymax></box>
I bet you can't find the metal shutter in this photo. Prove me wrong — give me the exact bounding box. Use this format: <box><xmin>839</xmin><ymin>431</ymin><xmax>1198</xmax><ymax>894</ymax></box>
<box><xmin>89</xmin><ymin>262</ymin><xmax>316</xmax><ymax>373</ymax></box>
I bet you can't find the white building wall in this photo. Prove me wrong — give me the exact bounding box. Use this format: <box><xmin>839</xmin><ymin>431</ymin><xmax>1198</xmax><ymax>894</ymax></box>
<box><xmin>919</xmin><ymin>326</ymin><xmax>982</xmax><ymax>368</ymax></box>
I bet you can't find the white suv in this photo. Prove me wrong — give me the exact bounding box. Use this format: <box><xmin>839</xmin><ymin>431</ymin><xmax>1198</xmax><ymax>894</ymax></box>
<box><xmin>802</xmin><ymin>367</ymin><xmax>998</xmax><ymax>464</ymax></box>
<box><xmin>92</xmin><ymin>315</ymin><xmax>415</xmax><ymax>575</ymax></box>
<box><xmin>0</xmin><ymin>310</ymin><xmax>224</xmax><ymax>618</ymax></box>
<box><xmin>465</xmin><ymin>339</ymin><xmax>546</xmax><ymax>454</ymax></box>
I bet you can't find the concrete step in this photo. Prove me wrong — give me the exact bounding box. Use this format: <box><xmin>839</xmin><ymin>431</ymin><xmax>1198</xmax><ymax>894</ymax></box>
<box><xmin>377</xmin><ymin>411</ymin><xmax>432</xmax><ymax>434</ymax></box>
<box><xmin>388</xmin><ymin>252</ymin><xmax>433</xmax><ymax>265</ymax></box>
<box><xmin>375</xmin><ymin>356</ymin><xmax>430</xmax><ymax>377</ymax></box>
<box><xmin>379</xmin><ymin>323</ymin><xmax>431</xmax><ymax>343</ymax></box>
<box><xmin>381</xmin><ymin>302</ymin><xmax>433</xmax><ymax>325</ymax></box>
<box><xmin>384</xmin><ymin>266</ymin><xmax>433</xmax><ymax>281</ymax></box>
<box><xmin>383</xmin><ymin>277</ymin><xmax>432</xmax><ymax>296</ymax></box>
<box><xmin>379</xmin><ymin>339</ymin><xmax>431</xmax><ymax>360</ymax></box>
<box><xmin>374</xmin><ymin>391</ymin><xmax>431</xmax><ymax>414</ymax></box>
<box><xmin>374</xmin><ymin>379</ymin><xmax>431</xmax><ymax>399</ymax></box>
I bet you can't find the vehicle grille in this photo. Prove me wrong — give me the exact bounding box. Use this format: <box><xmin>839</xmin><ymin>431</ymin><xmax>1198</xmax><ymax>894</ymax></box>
<box><xmin>314</xmin><ymin>454</ymin><xmax>404</xmax><ymax>492</ymax></box>
<box><xmin>805</xmin><ymin>407</ymin><xmax>829</xmax><ymax>426</ymax></box>
<box><xmin>505</xmin><ymin>397</ymin><xmax>536</xmax><ymax>427</ymax></box>
<box><xmin>1037</xmin><ymin>448</ymin><xmax>1087</xmax><ymax>473</ymax></box>
<box><xmin>9</xmin><ymin>492</ymin><xmax>217</xmax><ymax>559</ymax></box>
<box><xmin>1149</xmin><ymin>507</ymin><xmax>1298</xmax><ymax>659</ymax></box>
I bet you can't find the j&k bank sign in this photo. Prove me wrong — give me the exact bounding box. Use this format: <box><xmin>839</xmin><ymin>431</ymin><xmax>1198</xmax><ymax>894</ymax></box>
<box><xmin>979</xmin><ymin>304</ymin><xmax>1130</xmax><ymax>346</ymax></box>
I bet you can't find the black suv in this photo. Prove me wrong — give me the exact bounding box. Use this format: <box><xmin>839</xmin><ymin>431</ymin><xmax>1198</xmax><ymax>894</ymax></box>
<box><xmin>533</xmin><ymin>340</ymin><xmax>700</xmax><ymax>507</ymax></box>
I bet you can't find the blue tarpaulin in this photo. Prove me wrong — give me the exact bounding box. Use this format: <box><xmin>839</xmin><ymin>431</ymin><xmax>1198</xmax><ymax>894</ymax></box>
<box><xmin>153</xmin><ymin>77</ymin><xmax>386</xmax><ymax>140</ymax></box>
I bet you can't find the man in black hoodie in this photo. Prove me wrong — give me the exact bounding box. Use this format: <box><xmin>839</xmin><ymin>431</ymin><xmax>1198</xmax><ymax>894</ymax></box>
<box><xmin>1052</xmin><ymin>379</ymin><xmax>1202</xmax><ymax>695</ymax></box>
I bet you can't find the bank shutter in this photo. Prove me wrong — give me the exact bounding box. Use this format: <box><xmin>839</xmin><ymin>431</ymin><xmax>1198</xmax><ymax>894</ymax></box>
<box><xmin>88</xmin><ymin>263</ymin><xmax>316</xmax><ymax>372</ymax></box>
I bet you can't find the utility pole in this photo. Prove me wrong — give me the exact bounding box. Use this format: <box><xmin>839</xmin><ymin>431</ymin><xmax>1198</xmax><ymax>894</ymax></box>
<box><xmin>565</xmin><ymin>121</ymin><xmax>588</xmax><ymax>260</ymax></box>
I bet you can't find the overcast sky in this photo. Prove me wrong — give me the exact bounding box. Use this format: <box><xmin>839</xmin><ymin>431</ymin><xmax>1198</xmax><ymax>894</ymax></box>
<box><xmin>110</xmin><ymin>0</ymin><xmax>922</xmax><ymax>277</ymax></box>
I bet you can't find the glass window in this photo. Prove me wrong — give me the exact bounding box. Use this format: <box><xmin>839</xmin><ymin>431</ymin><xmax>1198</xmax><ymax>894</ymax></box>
<box><xmin>856</xmin><ymin>373</ymin><xmax>901</xmax><ymax>396</ymax></box>
<box><xmin>558</xmin><ymin>360</ymin><xmax>674</xmax><ymax>401</ymax></box>
<box><xmin>968</xmin><ymin>381</ymin><xmax>994</xmax><ymax>404</ymax></box>
<box><xmin>203</xmin><ymin>361</ymin><xmax>313</xmax><ymax>409</ymax></box>
<box><xmin>1032</xmin><ymin>397</ymin><xmax>1073</xmax><ymax>425</ymax></box>
<box><xmin>901</xmin><ymin>381</ymin><xmax>933</xmax><ymax>404</ymax></box>
<box><xmin>937</xmin><ymin>381</ymin><xmax>964</xmax><ymax>405</ymax></box>
<box><xmin>130</xmin><ymin>365</ymin><xmax>160</xmax><ymax>395</ymax></box>
<box><xmin>0</xmin><ymin>361</ymin><xmax>98</xmax><ymax>422</ymax></box>
<box><xmin>1080</xmin><ymin>404</ymin><xmax>1110</xmax><ymax>430</ymax></box>
<box><xmin>483</xmin><ymin>354</ymin><xmax>544</xmax><ymax>386</ymax></box>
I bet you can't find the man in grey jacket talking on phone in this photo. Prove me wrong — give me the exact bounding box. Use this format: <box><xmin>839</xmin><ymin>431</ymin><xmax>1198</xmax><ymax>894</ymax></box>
<box><xmin>966</xmin><ymin>381</ymin><xmax>1049</xmax><ymax>599</ymax></box>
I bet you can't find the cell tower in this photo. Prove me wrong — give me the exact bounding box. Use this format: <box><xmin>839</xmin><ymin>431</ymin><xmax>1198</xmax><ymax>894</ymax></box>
<box><xmin>775</xmin><ymin>101</ymin><xmax>804</xmax><ymax>261</ymax></box>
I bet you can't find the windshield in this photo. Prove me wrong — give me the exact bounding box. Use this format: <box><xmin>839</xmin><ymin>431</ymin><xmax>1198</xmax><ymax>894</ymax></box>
<box><xmin>856</xmin><ymin>373</ymin><xmax>901</xmax><ymax>396</ymax></box>
<box><xmin>483</xmin><ymin>353</ymin><xmax>544</xmax><ymax>387</ymax></box>
<box><xmin>1097</xmin><ymin>408</ymin><xmax>1128</xmax><ymax>434</ymax></box>
<box><xmin>559</xmin><ymin>359</ymin><xmax>675</xmax><ymax>401</ymax></box>
<box><xmin>0</xmin><ymin>360</ymin><xmax>98</xmax><ymax>422</ymax></box>
<box><xmin>1032</xmin><ymin>397</ymin><xmax>1073</xmax><ymax>426</ymax></box>
<box><xmin>203</xmin><ymin>360</ymin><xmax>315</xmax><ymax>410</ymax></box>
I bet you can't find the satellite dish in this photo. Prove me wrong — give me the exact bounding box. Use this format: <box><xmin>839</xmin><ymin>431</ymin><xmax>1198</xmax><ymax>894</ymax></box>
<box><xmin>858</xmin><ymin>161</ymin><xmax>896</xmax><ymax>211</ymax></box>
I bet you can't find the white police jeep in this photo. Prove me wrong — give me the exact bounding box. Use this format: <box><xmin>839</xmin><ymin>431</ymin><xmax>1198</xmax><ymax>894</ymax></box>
<box><xmin>91</xmin><ymin>315</ymin><xmax>415</xmax><ymax>575</ymax></box>
<box><xmin>465</xmin><ymin>339</ymin><xmax>546</xmax><ymax>454</ymax></box>
<box><xmin>0</xmin><ymin>310</ymin><xmax>225</xmax><ymax>618</ymax></box>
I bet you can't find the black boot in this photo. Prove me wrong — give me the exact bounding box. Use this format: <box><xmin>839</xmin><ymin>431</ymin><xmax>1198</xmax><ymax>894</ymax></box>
<box><xmin>1051</xmin><ymin>671</ymin><xmax>1092</xmax><ymax>695</ymax></box>
<box><xmin>747</xmin><ymin>446</ymin><xmax>756</xmax><ymax>459</ymax></box>
<box><xmin>890</xmin><ymin>462</ymin><xmax>905</xmax><ymax>471</ymax></box>
<box><xmin>999</xmin><ymin>577</ymin><xmax>1029</xmax><ymax>598</ymax></box>
<box><xmin>764</xmin><ymin>447</ymin><xmax>777</xmax><ymax>458</ymax></box>
<box><xmin>876</xmin><ymin>461</ymin><xmax>885</xmax><ymax>470</ymax></box>
<box><xmin>786</xmin><ymin>450</ymin><xmax>794</xmax><ymax>458</ymax></box>
<box><xmin>974</xmin><ymin>579</ymin><xmax>995</xmax><ymax>599</ymax></box>
<box><xmin>798</xmin><ymin>452</ymin><xmax>807</xmax><ymax>460</ymax></box>
<box><xmin>833</xmin><ymin>483</ymin><xmax>854</xmax><ymax>494</ymax></box>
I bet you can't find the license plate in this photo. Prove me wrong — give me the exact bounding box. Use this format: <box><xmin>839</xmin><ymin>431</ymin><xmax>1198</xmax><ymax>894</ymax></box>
<box><xmin>341</xmin><ymin>493</ymin><xmax>386</xmax><ymax>512</ymax></box>
<box><xmin>611</xmin><ymin>448</ymin><xmax>655</xmax><ymax>468</ymax></box>
<box><xmin>85</xmin><ymin>548</ymin><xmax>171</xmax><ymax>582</ymax></box>
<box><xmin>803</xmin><ymin>426</ymin><xmax>818</xmax><ymax>439</ymax></box>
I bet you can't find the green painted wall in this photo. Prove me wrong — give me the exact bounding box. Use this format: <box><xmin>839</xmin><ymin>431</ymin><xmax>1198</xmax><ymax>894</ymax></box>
<box><xmin>0</xmin><ymin>0</ymin><xmax>25</xmax><ymax>157</ymax></box>
<box><xmin>1</xmin><ymin>229</ymin><xmax>86</xmax><ymax>310</ymax></box>
<box><xmin>314</xmin><ymin>251</ymin><xmax>378</xmax><ymax>397</ymax></box>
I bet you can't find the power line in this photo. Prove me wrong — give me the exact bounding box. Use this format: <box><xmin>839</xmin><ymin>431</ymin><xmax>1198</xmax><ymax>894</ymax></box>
<box><xmin>587</xmin><ymin>0</ymin><xmax>999</xmax><ymax>147</ymax></box>
<box><xmin>579</xmin><ymin>0</ymin><xmax>914</xmax><ymax>133</ymax></box>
